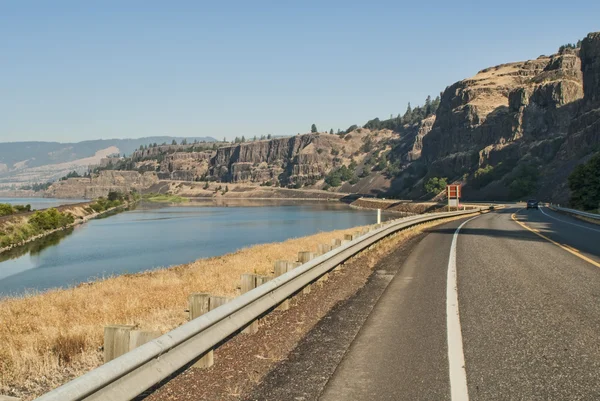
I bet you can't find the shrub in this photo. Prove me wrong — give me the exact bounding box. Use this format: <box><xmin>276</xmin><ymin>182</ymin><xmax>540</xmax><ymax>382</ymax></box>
<box><xmin>507</xmin><ymin>165</ymin><xmax>539</xmax><ymax>199</ymax></box>
<box><xmin>424</xmin><ymin>177</ymin><xmax>448</xmax><ymax>194</ymax></box>
<box><xmin>0</xmin><ymin>204</ymin><xmax>14</xmax><ymax>217</ymax></box>
<box><xmin>29</xmin><ymin>209</ymin><xmax>74</xmax><ymax>231</ymax></box>
<box><xmin>568</xmin><ymin>153</ymin><xmax>600</xmax><ymax>211</ymax></box>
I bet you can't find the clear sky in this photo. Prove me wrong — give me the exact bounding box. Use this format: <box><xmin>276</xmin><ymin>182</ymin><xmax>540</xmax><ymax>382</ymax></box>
<box><xmin>1</xmin><ymin>1</ymin><xmax>599</xmax><ymax>143</ymax></box>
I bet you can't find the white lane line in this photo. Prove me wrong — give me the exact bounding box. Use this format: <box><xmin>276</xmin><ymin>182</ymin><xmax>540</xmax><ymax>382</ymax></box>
<box><xmin>447</xmin><ymin>215</ymin><xmax>479</xmax><ymax>401</ymax></box>
<box><xmin>540</xmin><ymin>207</ymin><xmax>600</xmax><ymax>233</ymax></box>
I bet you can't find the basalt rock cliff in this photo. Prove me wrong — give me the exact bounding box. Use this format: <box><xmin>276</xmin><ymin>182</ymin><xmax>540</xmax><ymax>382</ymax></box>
<box><xmin>64</xmin><ymin>32</ymin><xmax>600</xmax><ymax>202</ymax></box>
<box><xmin>392</xmin><ymin>32</ymin><xmax>600</xmax><ymax>202</ymax></box>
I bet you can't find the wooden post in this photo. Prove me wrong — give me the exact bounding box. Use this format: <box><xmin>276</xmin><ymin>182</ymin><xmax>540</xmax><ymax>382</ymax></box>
<box><xmin>377</xmin><ymin>208</ymin><xmax>381</xmax><ymax>224</ymax></box>
<box><xmin>188</xmin><ymin>294</ymin><xmax>231</xmax><ymax>368</ymax></box>
<box><xmin>104</xmin><ymin>325</ymin><xmax>135</xmax><ymax>363</ymax></box>
<box><xmin>317</xmin><ymin>243</ymin><xmax>332</xmax><ymax>255</ymax></box>
<box><xmin>344</xmin><ymin>234</ymin><xmax>354</xmax><ymax>241</ymax></box>
<box><xmin>241</xmin><ymin>273</ymin><xmax>257</xmax><ymax>294</ymax></box>
<box><xmin>298</xmin><ymin>251</ymin><xmax>316</xmax><ymax>263</ymax></box>
<box><xmin>331</xmin><ymin>238</ymin><xmax>342</xmax><ymax>248</ymax></box>
<box><xmin>129</xmin><ymin>330</ymin><xmax>161</xmax><ymax>351</ymax></box>
<box><xmin>297</xmin><ymin>252</ymin><xmax>315</xmax><ymax>294</ymax></box>
<box><xmin>273</xmin><ymin>261</ymin><xmax>294</xmax><ymax>311</ymax></box>
<box><xmin>189</xmin><ymin>293</ymin><xmax>210</xmax><ymax>320</ymax></box>
<box><xmin>241</xmin><ymin>274</ymin><xmax>259</xmax><ymax>334</ymax></box>
<box><xmin>274</xmin><ymin>260</ymin><xmax>289</xmax><ymax>276</ymax></box>
<box><xmin>256</xmin><ymin>275</ymin><xmax>271</xmax><ymax>286</ymax></box>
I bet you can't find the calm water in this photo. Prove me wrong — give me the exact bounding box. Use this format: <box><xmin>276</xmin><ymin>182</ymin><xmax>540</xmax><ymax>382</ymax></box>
<box><xmin>0</xmin><ymin>200</ymin><xmax>392</xmax><ymax>296</ymax></box>
<box><xmin>0</xmin><ymin>197</ymin><xmax>86</xmax><ymax>210</ymax></box>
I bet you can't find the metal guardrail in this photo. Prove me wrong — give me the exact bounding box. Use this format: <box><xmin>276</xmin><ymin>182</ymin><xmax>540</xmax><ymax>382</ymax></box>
<box><xmin>35</xmin><ymin>208</ymin><xmax>486</xmax><ymax>401</ymax></box>
<box><xmin>549</xmin><ymin>205</ymin><xmax>600</xmax><ymax>220</ymax></box>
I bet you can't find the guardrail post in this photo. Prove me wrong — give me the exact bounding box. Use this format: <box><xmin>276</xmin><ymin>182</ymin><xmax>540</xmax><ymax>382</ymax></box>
<box><xmin>331</xmin><ymin>238</ymin><xmax>342</xmax><ymax>248</ymax></box>
<box><xmin>188</xmin><ymin>294</ymin><xmax>232</xmax><ymax>368</ymax></box>
<box><xmin>129</xmin><ymin>330</ymin><xmax>161</xmax><ymax>352</ymax></box>
<box><xmin>297</xmin><ymin>251</ymin><xmax>316</xmax><ymax>294</ymax></box>
<box><xmin>104</xmin><ymin>325</ymin><xmax>135</xmax><ymax>363</ymax></box>
<box><xmin>298</xmin><ymin>251</ymin><xmax>316</xmax><ymax>263</ymax></box>
<box><xmin>274</xmin><ymin>261</ymin><xmax>295</xmax><ymax>311</ymax></box>
<box><xmin>377</xmin><ymin>208</ymin><xmax>381</xmax><ymax>224</ymax></box>
<box><xmin>317</xmin><ymin>243</ymin><xmax>332</xmax><ymax>255</ymax></box>
<box><xmin>241</xmin><ymin>274</ymin><xmax>260</xmax><ymax>334</ymax></box>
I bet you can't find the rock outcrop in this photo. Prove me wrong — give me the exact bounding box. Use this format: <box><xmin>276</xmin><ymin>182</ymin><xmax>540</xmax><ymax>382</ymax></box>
<box><xmin>208</xmin><ymin>132</ymin><xmax>377</xmax><ymax>186</ymax></box>
<box><xmin>398</xmin><ymin>34</ymin><xmax>600</xmax><ymax>202</ymax></box>
<box><xmin>46</xmin><ymin>171</ymin><xmax>158</xmax><ymax>199</ymax></box>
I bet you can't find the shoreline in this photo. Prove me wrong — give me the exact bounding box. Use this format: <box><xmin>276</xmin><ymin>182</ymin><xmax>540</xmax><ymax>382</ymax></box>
<box><xmin>0</xmin><ymin>202</ymin><xmax>133</xmax><ymax>256</ymax></box>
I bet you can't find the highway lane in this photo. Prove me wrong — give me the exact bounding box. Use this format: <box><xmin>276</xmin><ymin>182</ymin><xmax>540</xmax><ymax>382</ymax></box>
<box><xmin>518</xmin><ymin>206</ymin><xmax>600</xmax><ymax>264</ymax></box>
<box><xmin>320</xmin><ymin>207</ymin><xmax>600</xmax><ymax>400</ymax></box>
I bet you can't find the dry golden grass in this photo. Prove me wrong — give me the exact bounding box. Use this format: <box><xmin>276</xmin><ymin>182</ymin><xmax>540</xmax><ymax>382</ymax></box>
<box><xmin>0</xmin><ymin>225</ymin><xmax>366</xmax><ymax>400</ymax></box>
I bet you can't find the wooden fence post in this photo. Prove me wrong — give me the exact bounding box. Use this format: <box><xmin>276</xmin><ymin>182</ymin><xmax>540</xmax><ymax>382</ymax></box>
<box><xmin>188</xmin><ymin>293</ymin><xmax>231</xmax><ymax>368</ymax></box>
<box><xmin>273</xmin><ymin>261</ymin><xmax>294</xmax><ymax>311</ymax></box>
<box><xmin>104</xmin><ymin>325</ymin><xmax>135</xmax><ymax>363</ymax></box>
<box><xmin>298</xmin><ymin>251</ymin><xmax>316</xmax><ymax>294</ymax></box>
<box><xmin>129</xmin><ymin>330</ymin><xmax>161</xmax><ymax>352</ymax></box>
<box><xmin>318</xmin><ymin>243</ymin><xmax>333</xmax><ymax>255</ymax></box>
<box><xmin>298</xmin><ymin>251</ymin><xmax>316</xmax><ymax>263</ymax></box>
<box><xmin>331</xmin><ymin>238</ymin><xmax>342</xmax><ymax>248</ymax></box>
<box><xmin>241</xmin><ymin>273</ymin><xmax>260</xmax><ymax>334</ymax></box>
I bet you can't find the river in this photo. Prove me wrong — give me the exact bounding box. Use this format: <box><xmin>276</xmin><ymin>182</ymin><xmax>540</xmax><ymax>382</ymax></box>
<box><xmin>0</xmin><ymin>200</ymin><xmax>393</xmax><ymax>297</ymax></box>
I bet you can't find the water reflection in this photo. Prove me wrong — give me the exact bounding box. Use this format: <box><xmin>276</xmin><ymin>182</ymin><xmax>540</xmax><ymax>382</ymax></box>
<box><xmin>0</xmin><ymin>228</ymin><xmax>75</xmax><ymax>263</ymax></box>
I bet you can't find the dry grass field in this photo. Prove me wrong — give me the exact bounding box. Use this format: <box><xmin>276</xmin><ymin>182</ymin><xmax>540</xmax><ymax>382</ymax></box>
<box><xmin>0</xmin><ymin>224</ymin><xmax>366</xmax><ymax>400</ymax></box>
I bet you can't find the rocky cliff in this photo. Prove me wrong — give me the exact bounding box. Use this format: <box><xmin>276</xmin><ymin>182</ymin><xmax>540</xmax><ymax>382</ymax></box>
<box><xmin>46</xmin><ymin>171</ymin><xmax>158</xmax><ymax>198</ymax></box>
<box><xmin>64</xmin><ymin>32</ymin><xmax>600</xmax><ymax>202</ymax></box>
<box><xmin>385</xmin><ymin>32</ymin><xmax>600</xmax><ymax>202</ymax></box>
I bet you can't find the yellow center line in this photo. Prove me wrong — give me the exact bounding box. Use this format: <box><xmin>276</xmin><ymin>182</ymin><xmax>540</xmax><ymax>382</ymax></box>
<box><xmin>511</xmin><ymin>210</ymin><xmax>600</xmax><ymax>268</ymax></box>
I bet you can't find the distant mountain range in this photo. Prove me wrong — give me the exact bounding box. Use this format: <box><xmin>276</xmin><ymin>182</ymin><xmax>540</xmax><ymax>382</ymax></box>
<box><xmin>0</xmin><ymin>136</ymin><xmax>217</xmax><ymax>187</ymax></box>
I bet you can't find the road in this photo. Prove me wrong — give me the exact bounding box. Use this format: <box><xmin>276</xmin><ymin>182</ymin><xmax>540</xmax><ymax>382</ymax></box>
<box><xmin>319</xmin><ymin>206</ymin><xmax>600</xmax><ymax>400</ymax></box>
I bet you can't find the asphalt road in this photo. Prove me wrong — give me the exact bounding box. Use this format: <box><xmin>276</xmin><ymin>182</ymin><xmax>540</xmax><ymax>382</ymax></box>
<box><xmin>320</xmin><ymin>206</ymin><xmax>600</xmax><ymax>400</ymax></box>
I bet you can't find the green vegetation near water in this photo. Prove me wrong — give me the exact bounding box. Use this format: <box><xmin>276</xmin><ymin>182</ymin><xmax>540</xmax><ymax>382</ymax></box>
<box><xmin>142</xmin><ymin>194</ymin><xmax>189</xmax><ymax>203</ymax></box>
<box><xmin>0</xmin><ymin>208</ymin><xmax>75</xmax><ymax>248</ymax></box>
<box><xmin>0</xmin><ymin>203</ymin><xmax>32</xmax><ymax>217</ymax></box>
<box><xmin>1</xmin><ymin>190</ymin><xmax>139</xmax><ymax>249</ymax></box>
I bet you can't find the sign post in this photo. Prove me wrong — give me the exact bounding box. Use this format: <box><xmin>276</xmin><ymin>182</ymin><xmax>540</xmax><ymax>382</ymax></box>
<box><xmin>447</xmin><ymin>184</ymin><xmax>461</xmax><ymax>210</ymax></box>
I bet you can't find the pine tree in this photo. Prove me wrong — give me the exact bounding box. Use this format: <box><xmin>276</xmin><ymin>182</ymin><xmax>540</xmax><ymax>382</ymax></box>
<box><xmin>267</xmin><ymin>134</ymin><xmax>272</xmax><ymax>139</ymax></box>
<box><xmin>311</xmin><ymin>124</ymin><xmax>318</xmax><ymax>133</ymax></box>
<box><xmin>329</xmin><ymin>129</ymin><xmax>334</xmax><ymax>135</ymax></box>
<box><xmin>425</xmin><ymin>95</ymin><xmax>432</xmax><ymax>116</ymax></box>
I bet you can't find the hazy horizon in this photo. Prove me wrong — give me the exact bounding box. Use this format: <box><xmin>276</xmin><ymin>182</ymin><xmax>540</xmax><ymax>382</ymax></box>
<box><xmin>2</xmin><ymin>1</ymin><xmax>599</xmax><ymax>143</ymax></box>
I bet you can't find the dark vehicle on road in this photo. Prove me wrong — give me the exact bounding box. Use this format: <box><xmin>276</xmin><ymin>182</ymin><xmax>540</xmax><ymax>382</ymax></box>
<box><xmin>526</xmin><ymin>199</ymin><xmax>539</xmax><ymax>209</ymax></box>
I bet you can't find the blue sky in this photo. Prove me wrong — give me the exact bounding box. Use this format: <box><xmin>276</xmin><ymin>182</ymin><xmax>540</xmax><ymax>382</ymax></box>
<box><xmin>1</xmin><ymin>1</ymin><xmax>598</xmax><ymax>143</ymax></box>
